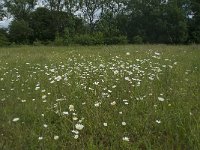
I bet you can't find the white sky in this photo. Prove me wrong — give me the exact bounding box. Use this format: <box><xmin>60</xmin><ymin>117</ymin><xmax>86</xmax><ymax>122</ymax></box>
<box><xmin>0</xmin><ymin>17</ymin><xmax>13</xmax><ymax>28</ymax></box>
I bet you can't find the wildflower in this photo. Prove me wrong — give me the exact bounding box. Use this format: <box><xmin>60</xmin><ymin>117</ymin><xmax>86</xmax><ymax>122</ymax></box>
<box><xmin>119</xmin><ymin>112</ymin><xmax>123</xmax><ymax>114</ymax></box>
<box><xmin>125</xmin><ymin>77</ymin><xmax>131</xmax><ymax>81</ymax></box>
<box><xmin>99</xmin><ymin>64</ymin><xmax>104</xmax><ymax>68</ymax></box>
<box><xmin>155</xmin><ymin>52</ymin><xmax>160</xmax><ymax>56</ymax></box>
<box><xmin>158</xmin><ymin>97</ymin><xmax>164</xmax><ymax>102</ymax></box>
<box><xmin>103</xmin><ymin>123</ymin><xmax>108</xmax><ymax>127</ymax></box>
<box><xmin>35</xmin><ymin>87</ymin><xmax>40</xmax><ymax>90</ymax></box>
<box><xmin>124</xmin><ymin>102</ymin><xmax>129</xmax><ymax>105</ymax></box>
<box><xmin>156</xmin><ymin>120</ymin><xmax>161</xmax><ymax>124</ymax></box>
<box><xmin>41</xmin><ymin>90</ymin><xmax>46</xmax><ymax>93</ymax></box>
<box><xmin>122</xmin><ymin>122</ymin><xmax>126</xmax><ymax>126</ymax></box>
<box><xmin>42</xmin><ymin>95</ymin><xmax>47</xmax><ymax>99</ymax></box>
<box><xmin>21</xmin><ymin>100</ymin><xmax>26</xmax><ymax>103</ymax></box>
<box><xmin>54</xmin><ymin>136</ymin><xmax>59</xmax><ymax>140</ymax></box>
<box><xmin>72</xmin><ymin>130</ymin><xmax>79</xmax><ymax>134</ymax></box>
<box><xmin>50</xmin><ymin>80</ymin><xmax>55</xmax><ymax>84</ymax></box>
<box><xmin>111</xmin><ymin>101</ymin><xmax>116</xmax><ymax>106</ymax></box>
<box><xmin>62</xmin><ymin>112</ymin><xmax>69</xmax><ymax>115</ymax></box>
<box><xmin>74</xmin><ymin>135</ymin><xmax>79</xmax><ymax>139</ymax></box>
<box><xmin>73</xmin><ymin>117</ymin><xmax>78</xmax><ymax>121</ymax></box>
<box><xmin>112</xmin><ymin>85</ymin><xmax>117</xmax><ymax>88</ymax></box>
<box><xmin>94</xmin><ymin>102</ymin><xmax>100</xmax><ymax>107</ymax></box>
<box><xmin>122</xmin><ymin>137</ymin><xmax>130</xmax><ymax>141</ymax></box>
<box><xmin>114</xmin><ymin>70</ymin><xmax>119</xmax><ymax>75</ymax></box>
<box><xmin>55</xmin><ymin>76</ymin><xmax>62</xmax><ymax>81</ymax></box>
<box><xmin>50</xmin><ymin>69</ymin><xmax>55</xmax><ymax>72</ymax></box>
<box><xmin>38</xmin><ymin>137</ymin><xmax>43</xmax><ymax>140</ymax></box>
<box><xmin>75</xmin><ymin>124</ymin><xmax>84</xmax><ymax>130</ymax></box>
<box><xmin>69</xmin><ymin>105</ymin><xmax>75</xmax><ymax>111</ymax></box>
<box><xmin>12</xmin><ymin>118</ymin><xmax>20</xmax><ymax>122</ymax></box>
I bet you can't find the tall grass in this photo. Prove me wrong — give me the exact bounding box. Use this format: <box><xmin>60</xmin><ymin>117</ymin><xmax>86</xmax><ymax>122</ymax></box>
<box><xmin>0</xmin><ymin>45</ymin><xmax>200</xmax><ymax>149</ymax></box>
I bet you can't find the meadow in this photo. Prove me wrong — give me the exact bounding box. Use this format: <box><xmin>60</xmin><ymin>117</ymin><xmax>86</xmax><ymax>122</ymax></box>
<box><xmin>0</xmin><ymin>45</ymin><xmax>200</xmax><ymax>150</ymax></box>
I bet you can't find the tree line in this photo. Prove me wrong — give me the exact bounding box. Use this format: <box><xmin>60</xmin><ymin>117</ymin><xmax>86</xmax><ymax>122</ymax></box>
<box><xmin>0</xmin><ymin>0</ymin><xmax>200</xmax><ymax>46</ymax></box>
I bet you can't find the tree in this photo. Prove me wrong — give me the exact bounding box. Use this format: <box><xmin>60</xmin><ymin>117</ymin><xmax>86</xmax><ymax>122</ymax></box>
<box><xmin>188</xmin><ymin>0</ymin><xmax>200</xmax><ymax>43</ymax></box>
<box><xmin>45</xmin><ymin>0</ymin><xmax>64</xmax><ymax>11</ymax></box>
<box><xmin>0</xmin><ymin>1</ymin><xmax>5</xmax><ymax>21</ymax></box>
<box><xmin>127</xmin><ymin>0</ymin><xmax>188</xmax><ymax>44</ymax></box>
<box><xmin>96</xmin><ymin>12</ymin><xmax>120</xmax><ymax>37</ymax></box>
<box><xmin>4</xmin><ymin>0</ymin><xmax>35</xmax><ymax>21</ymax></box>
<box><xmin>63</xmin><ymin>0</ymin><xmax>80</xmax><ymax>14</ymax></box>
<box><xmin>29</xmin><ymin>7</ymin><xmax>56</xmax><ymax>42</ymax></box>
<box><xmin>9</xmin><ymin>20</ymin><xmax>33</xmax><ymax>44</ymax></box>
<box><xmin>160</xmin><ymin>0</ymin><xmax>188</xmax><ymax>43</ymax></box>
<box><xmin>80</xmin><ymin>0</ymin><xmax>102</xmax><ymax>33</ymax></box>
<box><xmin>0</xmin><ymin>28</ymin><xmax>10</xmax><ymax>46</ymax></box>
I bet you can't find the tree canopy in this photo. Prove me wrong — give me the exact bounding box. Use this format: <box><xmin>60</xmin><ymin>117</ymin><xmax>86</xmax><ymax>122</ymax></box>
<box><xmin>0</xmin><ymin>0</ymin><xmax>200</xmax><ymax>46</ymax></box>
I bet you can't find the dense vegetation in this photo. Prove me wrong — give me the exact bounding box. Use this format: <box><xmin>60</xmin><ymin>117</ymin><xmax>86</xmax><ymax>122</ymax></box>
<box><xmin>0</xmin><ymin>0</ymin><xmax>200</xmax><ymax>45</ymax></box>
<box><xmin>0</xmin><ymin>45</ymin><xmax>200</xmax><ymax>149</ymax></box>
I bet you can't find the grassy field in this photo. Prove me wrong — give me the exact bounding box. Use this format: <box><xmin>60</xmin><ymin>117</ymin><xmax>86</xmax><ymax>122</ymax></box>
<box><xmin>0</xmin><ymin>45</ymin><xmax>200</xmax><ymax>150</ymax></box>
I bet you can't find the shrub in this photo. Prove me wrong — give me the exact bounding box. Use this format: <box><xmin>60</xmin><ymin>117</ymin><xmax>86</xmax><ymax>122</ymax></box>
<box><xmin>104</xmin><ymin>36</ymin><xmax>128</xmax><ymax>45</ymax></box>
<box><xmin>131</xmin><ymin>35</ymin><xmax>143</xmax><ymax>44</ymax></box>
<box><xmin>75</xmin><ymin>33</ymin><xmax>104</xmax><ymax>45</ymax></box>
<box><xmin>93</xmin><ymin>32</ymin><xmax>104</xmax><ymax>45</ymax></box>
<box><xmin>0</xmin><ymin>36</ymin><xmax>10</xmax><ymax>46</ymax></box>
<box><xmin>32</xmin><ymin>40</ymin><xmax>43</xmax><ymax>46</ymax></box>
<box><xmin>0</xmin><ymin>29</ymin><xmax>10</xmax><ymax>46</ymax></box>
<box><xmin>54</xmin><ymin>36</ymin><xmax>64</xmax><ymax>46</ymax></box>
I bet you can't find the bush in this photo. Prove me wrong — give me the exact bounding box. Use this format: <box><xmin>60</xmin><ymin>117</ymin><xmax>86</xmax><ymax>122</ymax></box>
<box><xmin>62</xmin><ymin>28</ymin><xmax>73</xmax><ymax>46</ymax></box>
<box><xmin>33</xmin><ymin>40</ymin><xmax>43</xmax><ymax>46</ymax></box>
<box><xmin>0</xmin><ymin>36</ymin><xmax>10</xmax><ymax>46</ymax></box>
<box><xmin>54</xmin><ymin>36</ymin><xmax>64</xmax><ymax>46</ymax></box>
<box><xmin>104</xmin><ymin>36</ymin><xmax>128</xmax><ymax>45</ymax></box>
<box><xmin>131</xmin><ymin>35</ymin><xmax>143</xmax><ymax>44</ymax></box>
<box><xmin>75</xmin><ymin>33</ymin><xmax>104</xmax><ymax>45</ymax></box>
<box><xmin>74</xmin><ymin>34</ymin><xmax>95</xmax><ymax>45</ymax></box>
<box><xmin>0</xmin><ymin>29</ymin><xmax>10</xmax><ymax>46</ymax></box>
<box><xmin>93</xmin><ymin>32</ymin><xmax>104</xmax><ymax>45</ymax></box>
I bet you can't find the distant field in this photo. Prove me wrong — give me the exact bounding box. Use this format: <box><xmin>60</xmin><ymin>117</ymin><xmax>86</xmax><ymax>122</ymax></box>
<box><xmin>0</xmin><ymin>45</ymin><xmax>200</xmax><ymax>149</ymax></box>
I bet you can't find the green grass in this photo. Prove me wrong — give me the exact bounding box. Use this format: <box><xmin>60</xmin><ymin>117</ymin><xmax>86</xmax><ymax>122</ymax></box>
<box><xmin>0</xmin><ymin>45</ymin><xmax>200</xmax><ymax>149</ymax></box>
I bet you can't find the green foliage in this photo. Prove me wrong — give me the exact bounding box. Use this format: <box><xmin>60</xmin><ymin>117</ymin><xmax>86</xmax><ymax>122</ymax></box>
<box><xmin>127</xmin><ymin>0</ymin><xmax>189</xmax><ymax>44</ymax></box>
<box><xmin>0</xmin><ymin>29</ymin><xmax>10</xmax><ymax>46</ymax></box>
<box><xmin>131</xmin><ymin>35</ymin><xmax>143</xmax><ymax>44</ymax></box>
<box><xmin>9</xmin><ymin>20</ymin><xmax>33</xmax><ymax>44</ymax></box>
<box><xmin>75</xmin><ymin>33</ymin><xmax>104</xmax><ymax>45</ymax></box>
<box><xmin>29</xmin><ymin>7</ymin><xmax>56</xmax><ymax>42</ymax></box>
<box><xmin>74</xmin><ymin>34</ymin><xmax>93</xmax><ymax>45</ymax></box>
<box><xmin>53</xmin><ymin>33</ymin><xmax>66</xmax><ymax>46</ymax></box>
<box><xmin>188</xmin><ymin>0</ymin><xmax>200</xmax><ymax>43</ymax></box>
<box><xmin>32</xmin><ymin>40</ymin><xmax>43</xmax><ymax>46</ymax></box>
<box><xmin>0</xmin><ymin>1</ymin><xmax>5</xmax><ymax>20</ymax></box>
<box><xmin>62</xmin><ymin>28</ymin><xmax>71</xmax><ymax>46</ymax></box>
<box><xmin>2</xmin><ymin>0</ymin><xmax>200</xmax><ymax>45</ymax></box>
<box><xmin>4</xmin><ymin>0</ymin><xmax>35</xmax><ymax>21</ymax></box>
<box><xmin>104</xmin><ymin>36</ymin><xmax>128</xmax><ymax>45</ymax></box>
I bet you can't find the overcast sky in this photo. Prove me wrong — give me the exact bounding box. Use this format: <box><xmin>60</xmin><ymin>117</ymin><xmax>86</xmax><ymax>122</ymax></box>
<box><xmin>0</xmin><ymin>18</ymin><xmax>12</xmax><ymax>28</ymax></box>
